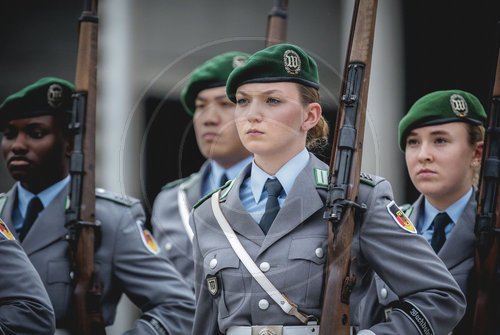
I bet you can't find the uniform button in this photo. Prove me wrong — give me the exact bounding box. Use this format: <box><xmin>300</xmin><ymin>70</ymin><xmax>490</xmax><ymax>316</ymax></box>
<box><xmin>69</xmin><ymin>271</ymin><xmax>75</xmax><ymax>280</ymax></box>
<box><xmin>258</xmin><ymin>299</ymin><xmax>269</xmax><ymax>310</ymax></box>
<box><xmin>315</xmin><ymin>248</ymin><xmax>324</xmax><ymax>258</ymax></box>
<box><xmin>164</xmin><ymin>242</ymin><xmax>172</xmax><ymax>251</ymax></box>
<box><xmin>259</xmin><ymin>262</ymin><xmax>270</xmax><ymax>272</ymax></box>
<box><xmin>96</xmin><ymin>188</ymin><xmax>105</xmax><ymax>193</ymax></box>
<box><xmin>380</xmin><ymin>287</ymin><xmax>388</xmax><ymax>299</ymax></box>
<box><xmin>136</xmin><ymin>220</ymin><xmax>143</xmax><ymax>225</ymax></box>
<box><xmin>210</xmin><ymin>258</ymin><xmax>218</xmax><ymax>269</ymax></box>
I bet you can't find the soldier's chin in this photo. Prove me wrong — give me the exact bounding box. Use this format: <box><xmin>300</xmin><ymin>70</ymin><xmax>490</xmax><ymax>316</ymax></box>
<box><xmin>8</xmin><ymin>168</ymin><xmax>32</xmax><ymax>182</ymax></box>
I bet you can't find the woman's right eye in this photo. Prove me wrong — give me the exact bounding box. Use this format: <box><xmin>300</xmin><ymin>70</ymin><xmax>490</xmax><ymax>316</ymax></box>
<box><xmin>236</xmin><ymin>98</ymin><xmax>248</xmax><ymax>105</ymax></box>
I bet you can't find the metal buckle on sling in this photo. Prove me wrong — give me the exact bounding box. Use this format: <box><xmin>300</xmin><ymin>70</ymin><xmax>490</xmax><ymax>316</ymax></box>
<box><xmin>251</xmin><ymin>326</ymin><xmax>283</xmax><ymax>335</ymax></box>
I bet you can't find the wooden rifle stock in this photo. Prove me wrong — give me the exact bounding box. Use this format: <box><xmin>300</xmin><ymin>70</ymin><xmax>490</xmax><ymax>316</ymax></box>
<box><xmin>265</xmin><ymin>0</ymin><xmax>289</xmax><ymax>47</ymax></box>
<box><xmin>470</xmin><ymin>21</ymin><xmax>500</xmax><ymax>334</ymax></box>
<box><xmin>65</xmin><ymin>0</ymin><xmax>105</xmax><ymax>334</ymax></box>
<box><xmin>319</xmin><ymin>1</ymin><xmax>378</xmax><ymax>334</ymax></box>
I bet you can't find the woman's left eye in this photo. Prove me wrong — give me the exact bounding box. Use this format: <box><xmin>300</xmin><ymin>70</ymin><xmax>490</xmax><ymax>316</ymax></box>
<box><xmin>267</xmin><ymin>97</ymin><xmax>280</xmax><ymax>104</ymax></box>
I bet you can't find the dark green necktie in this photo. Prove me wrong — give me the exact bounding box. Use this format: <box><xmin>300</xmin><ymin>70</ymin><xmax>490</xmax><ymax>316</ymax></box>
<box><xmin>430</xmin><ymin>212</ymin><xmax>451</xmax><ymax>253</ymax></box>
<box><xmin>259</xmin><ymin>178</ymin><xmax>283</xmax><ymax>234</ymax></box>
<box><xmin>20</xmin><ymin>196</ymin><xmax>44</xmax><ymax>241</ymax></box>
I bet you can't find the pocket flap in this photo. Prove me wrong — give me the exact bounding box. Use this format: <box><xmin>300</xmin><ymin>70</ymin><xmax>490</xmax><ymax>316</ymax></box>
<box><xmin>289</xmin><ymin>236</ymin><xmax>326</xmax><ymax>265</ymax></box>
<box><xmin>204</xmin><ymin>248</ymin><xmax>240</xmax><ymax>275</ymax></box>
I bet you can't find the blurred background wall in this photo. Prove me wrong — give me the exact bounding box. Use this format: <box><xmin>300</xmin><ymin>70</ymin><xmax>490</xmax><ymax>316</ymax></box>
<box><xmin>0</xmin><ymin>0</ymin><xmax>498</xmax><ymax>333</ymax></box>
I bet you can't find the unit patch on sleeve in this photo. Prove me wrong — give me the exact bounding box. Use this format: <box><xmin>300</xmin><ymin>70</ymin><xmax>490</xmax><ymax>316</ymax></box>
<box><xmin>136</xmin><ymin>220</ymin><xmax>159</xmax><ymax>254</ymax></box>
<box><xmin>386</xmin><ymin>200</ymin><xmax>416</xmax><ymax>234</ymax></box>
<box><xmin>0</xmin><ymin>218</ymin><xmax>15</xmax><ymax>240</ymax></box>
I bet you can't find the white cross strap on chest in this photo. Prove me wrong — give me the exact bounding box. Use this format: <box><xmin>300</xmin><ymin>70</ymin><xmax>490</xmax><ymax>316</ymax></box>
<box><xmin>177</xmin><ymin>188</ymin><xmax>194</xmax><ymax>243</ymax></box>
<box><xmin>210</xmin><ymin>190</ymin><xmax>313</xmax><ymax>325</ymax></box>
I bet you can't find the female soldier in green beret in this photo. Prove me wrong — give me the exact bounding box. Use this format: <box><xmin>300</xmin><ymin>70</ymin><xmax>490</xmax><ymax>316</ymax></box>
<box><xmin>360</xmin><ymin>90</ymin><xmax>485</xmax><ymax>329</ymax></box>
<box><xmin>189</xmin><ymin>44</ymin><xmax>466</xmax><ymax>335</ymax></box>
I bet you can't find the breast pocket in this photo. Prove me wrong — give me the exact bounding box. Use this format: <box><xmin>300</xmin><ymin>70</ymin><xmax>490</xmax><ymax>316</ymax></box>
<box><xmin>204</xmin><ymin>248</ymin><xmax>245</xmax><ymax>318</ymax></box>
<box><xmin>47</xmin><ymin>259</ymin><xmax>73</xmax><ymax>319</ymax></box>
<box><xmin>284</xmin><ymin>236</ymin><xmax>327</xmax><ymax>308</ymax></box>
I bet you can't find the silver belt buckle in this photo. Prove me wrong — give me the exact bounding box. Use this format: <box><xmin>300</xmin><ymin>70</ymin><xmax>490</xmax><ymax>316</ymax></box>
<box><xmin>251</xmin><ymin>326</ymin><xmax>283</xmax><ymax>335</ymax></box>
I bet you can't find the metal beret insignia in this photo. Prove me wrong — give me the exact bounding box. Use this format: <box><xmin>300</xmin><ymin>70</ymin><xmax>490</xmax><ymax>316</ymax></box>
<box><xmin>283</xmin><ymin>49</ymin><xmax>301</xmax><ymax>75</ymax></box>
<box><xmin>449</xmin><ymin>94</ymin><xmax>468</xmax><ymax>117</ymax></box>
<box><xmin>232</xmin><ymin>55</ymin><xmax>247</xmax><ymax>69</ymax></box>
<box><xmin>47</xmin><ymin>83</ymin><xmax>64</xmax><ymax>109</ymax></box>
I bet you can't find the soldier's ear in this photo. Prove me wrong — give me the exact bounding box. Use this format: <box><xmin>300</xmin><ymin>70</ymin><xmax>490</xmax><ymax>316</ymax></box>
<box><xmin>301</xmin><ymin>102</ymin><xmax>322</xmax><ymax>132</ymax></box>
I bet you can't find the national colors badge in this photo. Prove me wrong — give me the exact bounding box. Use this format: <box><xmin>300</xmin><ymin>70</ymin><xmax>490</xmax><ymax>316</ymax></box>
<box><xmin>0</xmin><ymin>218</ymin><xmax>15</xmax><ymax>240</ymax></box>
<box><xmin>386</xmin><ymin>200</ymin><xmax>416</xmax><ymax>233</ymax></box>
<box><xmin>136</xmin><ymin>220</ymin><xmax>159</xmax><ymax>254</ymax></box>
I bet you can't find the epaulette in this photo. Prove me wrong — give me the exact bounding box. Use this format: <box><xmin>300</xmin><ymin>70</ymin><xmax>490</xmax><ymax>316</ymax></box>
<box><xmin>193</xmin><ymin>180</ymin><xmax>232</xmax><ymax>209</ymax></box>
<box><xmin>160</xmin><ymin>172</ymin><xmax>201</xmax><ymax>192</ymax></box>
<box><xmin>95</xmin><ymin>188</ymin><xmax>140</xmax><ymax>207</ymax></box>
<box><xmin>360</xmin><ymin>172</ymin><xmax>385</xmax><ymax>187</ymax></box>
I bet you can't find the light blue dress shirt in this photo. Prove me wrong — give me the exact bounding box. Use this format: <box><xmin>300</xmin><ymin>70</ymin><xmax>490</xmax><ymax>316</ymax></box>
<box><xmin>13</xmin><ymin>175</ymin><xmax>71</xmax><ymax>234</ymax></box>
<box><xmin>202</xmin><ymin>156</ymin><xmax>253</xmax><ymax>197</ymax></box>
<box><xmin>417</xmin><ymin>187</ymin><xmax>473</xmax><ymax>244</ymax></box>
<box><xmin>240</xmin><ymin>148</ymin><xmax>310</xmax><ymax>224</ymax></box>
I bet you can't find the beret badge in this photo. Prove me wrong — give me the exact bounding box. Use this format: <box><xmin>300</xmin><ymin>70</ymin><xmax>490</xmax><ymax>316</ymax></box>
<box><xmin>283</xmin><ymin>49</ymin><xmax>301</xmax><ymax>75</ymax></box>
<box><xmin>449</xmin><ymin>94</ymin><xmax>468</xmax><ymax>117</ymax></box>
<box><xmin>47</xmin><ymin>83</ymin><xmax>64</xmax><ymax>109</ymax></box>
<box><xmin>232</xmin><ymin>55</ymin><xmax>247</xmax><ymax>69</ymax></box>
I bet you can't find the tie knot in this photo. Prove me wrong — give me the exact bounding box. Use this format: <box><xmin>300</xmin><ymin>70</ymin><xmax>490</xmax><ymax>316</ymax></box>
<box><xmin>27</xmin><ymin>196</ymin><xmax>44</xmax><ymax>214</ymax></box>
<box><xmin>264</xmin><ymin>178</ymin><xmax>283</xmax><ymax>197</ymax></box>
<box><xmin>433</xmin><ymin>212</ymin><xmax>451</xmax><ymax>229</ymax></box>
<box><xmin>219</xmin><ymin>173</ymin><xmax>229</xmax><ymax>187</ymax></box>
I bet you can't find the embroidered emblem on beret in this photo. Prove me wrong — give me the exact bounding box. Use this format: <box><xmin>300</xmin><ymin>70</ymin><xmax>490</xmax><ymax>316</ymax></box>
<box><xmin>232</xmin><ymin>55</ymin><xmax>247</xmax><ymax>69</ymax></box>
<box><xmin>449</xmin><ymin>94</ymin><xmax>468</xmax><ymax>117</ymax></box>
<box><xmin>283</xmin><ymin>49</ymin><xmax>301</xmax><ymax>75</ymax></box>
<box><xmin>47</xmin><ymin>83</ymin><xmax>64</xmax><ymax>109</ymax></box>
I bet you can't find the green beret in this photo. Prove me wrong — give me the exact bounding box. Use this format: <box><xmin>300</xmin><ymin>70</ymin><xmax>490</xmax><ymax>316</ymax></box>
<box><xmin>398</xmin><ymin>89</ymin><xmax>486</xmax><ymax>151</ymax></box>
<box><xmin>181</xmin><ymin>51</ymin><xmax>250</xmax><ymax>116</ymax></box>
<box><xmin>226</xmin><ymin>43</ymin><xmax>319</xmax><ymax>103</ymax></box>
<box><xmin>0</xmin><ymin>77</ymin><xmax>74</xmax><ymax>126</ymax></box>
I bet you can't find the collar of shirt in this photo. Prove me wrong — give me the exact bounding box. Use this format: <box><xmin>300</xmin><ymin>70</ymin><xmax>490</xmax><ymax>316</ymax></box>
<box><xmin>419</xmin><ymin>187</ymin><xmax>473</xmax><ymax>235</ymax></box>
<box><xmin>250</xmin><ymin>148</ymin><xmax>310</xmax><ymax>203</ymax></box>
<box><xmin>203</xmin><ymin>156</ymin><xmax>254</xmax><ymax>196</ymax></box>
<box><xmin>16</xmin><ymin>175</ymin><xmax>71</xmax><ymax>219</ymax></box>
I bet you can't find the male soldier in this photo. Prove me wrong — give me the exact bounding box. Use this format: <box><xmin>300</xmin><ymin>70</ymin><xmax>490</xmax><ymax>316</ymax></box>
<box><xmin>0</xmin><ymin>77</ymin><xmax>195</xmax><ymax>334</ymax></box>
<box><xmin>151</xmin><ymin>51</ymin><xmax>252</xmax><ymax>288</ymax></box>
<box><xmin>0</xmin><ymin>218</ymin><xmax>55</xmax><ymax>334</ymax></box>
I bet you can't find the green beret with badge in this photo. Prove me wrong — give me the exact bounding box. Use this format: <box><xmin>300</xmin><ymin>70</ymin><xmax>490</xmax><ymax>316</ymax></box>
<box><xmin>0</xmin><ymin>77</ymin><xmax>74</xmax><ymax>127</ymax></box>
<box><xmin>181</xmin><ymin>51</ymin><xmax>250</xmax><ymax>116</ymax></box>
<box><xmin>226</xmin><ymin>43</ymin><xmax>320</xmax><ymax>103</ymax></box>
<box><xmin>398</xmin><ymin>89</ymin><xmax>487</xmax><ymax>151</ymax></box>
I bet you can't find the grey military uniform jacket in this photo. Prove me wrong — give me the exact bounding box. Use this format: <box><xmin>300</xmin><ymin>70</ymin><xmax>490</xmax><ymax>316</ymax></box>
<box><xmin>0</xmin><ymin>183</ymin><xmax>195</xmax><ymax>335</ymax></box>
<box><xmin>190</xmin><ymin>153</ymin><xmax>465</xmax><ymax>335</ymax></box>
<box><xmin>358</xmin><ymin>190</ymin><xmax>477</xmax><ymax>329</ymax></box>
<box><xmin>152</xmin><ymin>161</ymin><xmax>210</xmax><ymax>290</ymax></box>
<box><xmin>0</xmin><ymin>221</ymin><xmax>55</xmax><ymax>334</ymax></box>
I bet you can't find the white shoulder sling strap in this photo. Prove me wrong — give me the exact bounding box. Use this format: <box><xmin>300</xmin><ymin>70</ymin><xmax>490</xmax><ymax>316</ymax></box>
<box><xmin>177</xmin><ymin>188</ymin><xmax>194</xmax><ymax>243</ymax></box>
<box><xmin>210</xmin><ymin>190</ymin><xmax>313</xmax><ymax>325</ymax></box>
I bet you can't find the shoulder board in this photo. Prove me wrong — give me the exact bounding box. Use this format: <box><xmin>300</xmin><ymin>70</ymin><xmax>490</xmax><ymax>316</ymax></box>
<box><xmin>193</xmin><ymin>181</ymin><xmax>232</xmax><ymax>209</ymax></box>
<box><xmin>0</xmin><ymin>193</ymin><xmax>7</xmax><ymax>216</ymax></box>
<box><xmin>95</xmin><ymin>188</ymin><xmax>140</xmax><ymax>207</ymax></box>
<box><xmin>161</xmin><ymin>176</ymin><xmax>189</xmax><ymax>191</ymax></box>
<box><xmin>360</xmin><ymin>172</ymin><xmax>385</xmax><ymax>187</ymax></box>
<box><xmin>399</xmin><ymin>203</ymin><xmax>414</xmax><ymax>217</ymax></box>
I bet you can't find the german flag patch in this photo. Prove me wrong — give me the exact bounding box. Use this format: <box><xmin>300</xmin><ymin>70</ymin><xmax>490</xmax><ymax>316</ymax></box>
<box><xmin>136</xmin><ymin>220</ymin><xmax>159</xmax><ymax>254</ymax></box>
<box><xmin>386</xmin><ymin>201</ymin><xmax>416</xmax><ymax>234</ymax></box>
<box><xmin>0</xmin><ymin>218</ymin><xmax>15</xmax><ymax>240</ymax></box>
